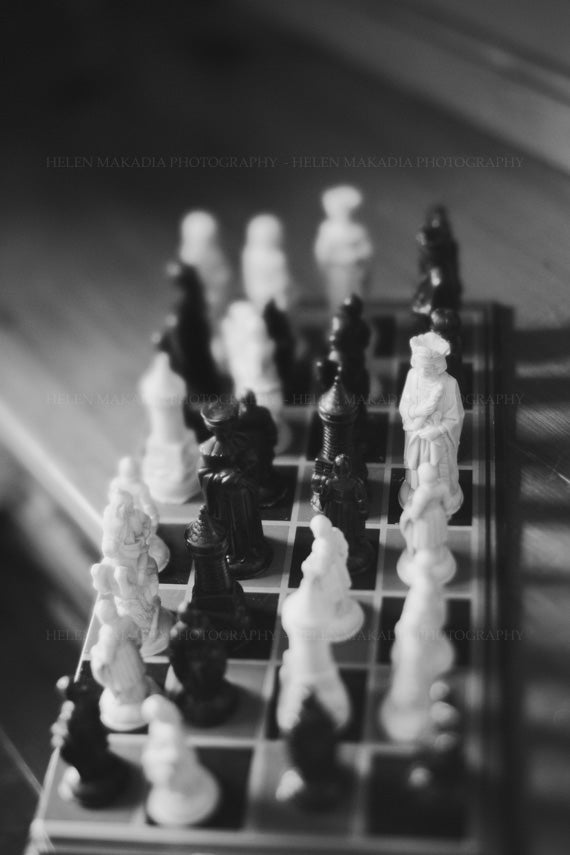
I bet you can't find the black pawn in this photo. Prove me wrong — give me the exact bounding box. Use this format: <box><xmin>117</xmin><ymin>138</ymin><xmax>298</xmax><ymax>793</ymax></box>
<box><xmin>200</xmin><ymin>402</ymin><xmax>272</xmax><ymax>579</ymax></box>
<box><xmin>166</xmin><ymin>604</ymin><xmax>239</xmax><ymax>726</ymax></box>
<box><xmin>277</xmin><ymin>693</ymin><xmax>343</xmax><ymax>810</ymax></box>
<box><xmin>430</xmin><ymin>308</ymin><xmax>464</xmax><ymax>391</ymax></box>
<box><xmin>185</xmin><ymin>505</ymin><xmax>250</xmax><ymax>633</ymax></box>
<box><xmin>262</xmin><ymin>299</ymin><xmax>297</xmax><ymax>399</ymax></box>
<box><xmin>51</xmin><ymin>675</ymin><xmax>129</xmax><ymax>807</ymax></box>
<box><xmin>163</xmin><ymin>260</ymin><xmax>224</xmax><ymax>397</ymax></box>
<box><xmin>412</xmin><ymin>204</ymin><xmax>462</xmax><ymax>327</ymax></box>
<box><xmin>238</xmin><ymin>391</ymin><xmax>287</xmax><ymax>507</ymax></box>
<box><xmin>311</xmin><ymin>371</ymin><xmax>359</xmax><ymax>506</ymax></box>
<box><xmin>314</xmin><ymin>453</ymin><xmax>373</xmax><ymax>575</ymax></box>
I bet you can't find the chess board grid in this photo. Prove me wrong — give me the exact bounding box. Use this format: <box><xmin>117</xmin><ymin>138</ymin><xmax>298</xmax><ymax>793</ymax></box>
<box><xmin>33</xmin><ymin>303</ymin><xmax>502</xmax><ymax>855</ymax></box>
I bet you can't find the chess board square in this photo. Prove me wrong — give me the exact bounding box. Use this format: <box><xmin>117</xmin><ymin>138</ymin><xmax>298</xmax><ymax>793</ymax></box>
<box><xmin>376</xmin><ymin>596</ymin><xmax>472</xmax><ymax>667</ymax></box>
<box><xmin>230</xmin><ymin>593</ymin><xmax>278</xmax><ymax>661</ymax></box>
<box><xmin>366</xmin><ymin>752</ymin><xmax>467</xmax><ymax>838</ymax></box>
<box><xmin>246</xmin><ymin>741</ymin><xmax>358</xmax><ymax>834</ymax></box>
<box><xmin>370</xmin><ymin>314</ymin><xmax>396</xmax><ymax>356</ymax></box>
<box><xmin>276</xmin><ymin>598</ymin><xmax>375</xmax><ymax>666</ymax></box>
<box><xmin>381</xmin><ymin>529</ymin><xmax>474</xmax><ymax>595</ymax></box>
<box><xmin>288</xmin><ymin>526</ymin><xmax>379</xmax><ymax>591</ymax></box>
<box><xmin>259</xmin><ymin>466</ymin><xmax>297</xmax><ymax>521</ymax></box>
<box><xmin>265</xmin><ymin>667</ymin><xmax>368</xmax><ymax>742</ymax></box>
<box><xmin>244</xmin><ymin>524</ymin><xmax>289</xmax><ymax>591</ymax></box>
<box><xmin>387</xmin><ymin>469</ymin><xmax>473</xmax><ymax>526</ymax></box>
<box><xmin>156</xmin><ymin>522</ymin><xmax>192</xmax><ymax>584</ymax></box>
<box><xmin>195</xmin><ymin>746</ymin><xmax>253</xmax><ymax>829</ymax></box>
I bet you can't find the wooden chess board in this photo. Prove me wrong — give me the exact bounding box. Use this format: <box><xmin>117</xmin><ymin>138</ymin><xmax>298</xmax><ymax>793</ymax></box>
<box><xmin>31</xmin><ymin>301</ymin><xmax>507</xmax><ymax>855</ymax></box>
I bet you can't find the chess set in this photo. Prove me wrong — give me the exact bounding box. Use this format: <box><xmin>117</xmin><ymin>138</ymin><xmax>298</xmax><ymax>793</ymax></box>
<box><xmin>31</xmin><ymin>191</ymin><xmax>508</xmax><ymax>855</ymax></box>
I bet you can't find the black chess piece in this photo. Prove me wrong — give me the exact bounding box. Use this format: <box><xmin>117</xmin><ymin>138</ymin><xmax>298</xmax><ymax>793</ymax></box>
<box><xmin>313</xmin><ymin>454</ymin><xmax>373</xmax><ymax>575</ymax></box>
<box><xmin>430</xmin><ymin>308</ymin><xmax>464</xmax><ymax>391</ymax></box>
<box><xmin>238</xmin><ymin>390</ymin><xmax>288</xmax><ymax>507</ymax></box>
<box><xmin>262</xmin><ymin>299</ymin><xmax>297</xmax><ymax>399</ymax></box>
<box><xmin>166</xmin><ymin>604</ymin><xmax>239</xmax><ymax>726</ymax></box>
<box><xmin>51</xmin><ymin>675</ymin><xmax>129</xmax><ymax>807</ymax></box>
<box><xmin>185</xmin><ymin>505</ymin><xmax>250</xmax><ymax>633</ymax></box>
<box><xmin>412</xmin><ymin>205</ymin><xmax>462</xmax><ymax>327</ymax></box>
<box><xmin>311</xmin><ymin>371</ymin><xmax>362</xmax><ymax>506</ymax></box>
<box><xmin>199</xmin><ymin>401</ymin><xmax>273</xmax><ymax>578</ymax></box>
<box><xmin>277</xmin><ymin>693</ymin><xmax>343</xmax><ymax>810</ymax></box>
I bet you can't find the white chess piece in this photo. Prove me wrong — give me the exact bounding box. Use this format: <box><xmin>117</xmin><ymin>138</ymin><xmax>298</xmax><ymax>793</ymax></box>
<box><xmin>398</xmin><ymin>331</ymin><xmax>464</xmax><ymax>512</ymax></box>
<box><xmin>139</xmin><ymin>352</ymin><xmax>201</xmax><ymax>504</ymax></box>
<box><xmin>221</xmin><ymin>300</ymin><xmax>291</xmax><ymax>452</ymax></box>
<box><xmin>314</xmin><ymin>185</ymin><xmax>373</xmax><ymax>313</ymax></box>
<box><xmin>141</xmin><ymin>695</ymin><xmax>220</xmax><ymax>827</ymax></box>
<box><xmin>278</xmin><ymin>549</ymin><xmax>351</xmax><ymax>732</ymax></box>
<box><xmin>287</xmin><ymin>515</ymin><xmax>364</xmax><ymax>643</ymax></box>
<box><xmin>90</xmin><ymin>598</ymin><xmax>159</xmax><ymax>731</ymax></box>
<box><xmin>93</xmin><ymin>491</ymin><xmax>173</xmax><ymax>657</ymax></box>
<box><xmin>109</xmin><ymin>456</ymin><xmax>170</xmax><ymax>572</ymax></box>
<box><xmin>241</xmin><ymin>214</ymin><xmax>293</xmax><ymax>313</ymax></box>
<box><xmin>379</xmin><ymin>558</ymin><xmax>455</xmax><ymax>742</ymax></box>
<box><xmin>397</xmin><ymin>462</ymin><xmax>457</xmax><ymax>584</ymax></box>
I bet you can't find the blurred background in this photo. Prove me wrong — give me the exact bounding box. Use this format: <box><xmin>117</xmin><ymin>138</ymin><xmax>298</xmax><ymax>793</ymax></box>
<box><xmin>2</xmin><ymin>2</ymin><xmax>570</xmax><ymax>853</ymax></box>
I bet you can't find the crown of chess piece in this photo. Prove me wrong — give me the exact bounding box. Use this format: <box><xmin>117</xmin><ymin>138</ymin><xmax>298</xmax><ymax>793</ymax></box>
<box><xmin>51</xmin><ymin>675</ymin><xmax>129</xmax><ymax>807</ymax></box>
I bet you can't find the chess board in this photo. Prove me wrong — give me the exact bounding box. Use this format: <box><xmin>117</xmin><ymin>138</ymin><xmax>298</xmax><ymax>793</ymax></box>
<box><xmin>32</xmin><ymin>301</ymin><xmax>507</xmax><ymax>855</ymax></box>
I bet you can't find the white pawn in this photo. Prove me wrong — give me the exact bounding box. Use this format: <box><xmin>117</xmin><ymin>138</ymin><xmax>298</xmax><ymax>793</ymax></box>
<box><xmin>314</xmin><ymin>185</ymin><xmax>374</xmax><ymax>313</ymax></box>
<box><xmin>90</xmin><ymin>598</ymin><xmax>159</xmax><ymax>731</ymax></box>
<box><xmin>397</xmin><ymin>462</ymin><xmax>457</xmax><ymax>585</ymax></box>
<box><xmin>379</xmin><ymin>557</ymin><xmax>455</xmax><ymax>742</ymax></box>
<box><xmin>139</xmin><ymin>352</ymin><xmax>201</xmax><ymax>504</ymax></box>
<box><xmin>141</xmin><ymin>695</ymin><xmax>220</xmax><ymax>827</ymax></box>
<box><xmin>109</xmin><ymin>456</ymin><xmax>170</xmax><ymax>573</ymax></box>
<box><xmin>297</xmin><ymin>515</ymin><xmax>364</xmax><ymax>642</ymax></box>
<box><xmin>221</xmin><ymin>300</ymin><xmax>291</xmax><ymax>452</ymax></box>
<box><xmin>278</xmin><ymin>553</ymin><xmax>351</xmax><ymax>733</ymax></box>
<box><xmin>241</xmin><ymin>214</ymin><xmax>293</xmax><ymax>313</ymax></box>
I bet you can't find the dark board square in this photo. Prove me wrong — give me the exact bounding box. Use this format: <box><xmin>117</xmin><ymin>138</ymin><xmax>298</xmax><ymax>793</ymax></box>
<box><xmin>387</xmin><ymin>468</ymin><xmax>472</xmax><ymax>527</ymax></box>
<box><xmin>260</xmin><ymin>465</ymin><xmax>297</xmax><ymax>522</ymax></box>
<box><xmin>156</xmin><ymin>522</ymin><xmax>191</xmax><ymax>584</ymax></box>
<box><xmin>265</xmin><ymin>667</ymin><xmax>367</xmax><ymax>742</ymax></box>
<box><xmin>196</xmin><ymin>747</ymin><xmax>252</xmax><ymax>830</ymax></box>
<box><xmin>289</xmin><ymin>526</ymin><xmax>379</xmax><ymax>591</ymax></box>
<box><xmin>366</xmin><ymin>753</ymin><xmax>467</xmax><ymax>838</ymax></box>
<box><xmin>230</xmin><ymin>593</ymin><xmax>278</xmax><ymax>661</ymax></box>
<box><xmin>376</xmin><ymin>596</ymin><xmax>472</xmax><ymax>667</ymax></box>
<box><xmin>371</xmin><ymin>315</ymin><xmax>396</xmax><ymax>356</ymax></box>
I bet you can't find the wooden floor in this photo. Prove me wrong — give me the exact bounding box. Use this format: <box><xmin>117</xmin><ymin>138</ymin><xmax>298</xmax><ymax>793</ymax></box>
<box><xmin>1</xmin><ymin>5</ymin><xmax>570</xmax><ymax>854</ymax></box>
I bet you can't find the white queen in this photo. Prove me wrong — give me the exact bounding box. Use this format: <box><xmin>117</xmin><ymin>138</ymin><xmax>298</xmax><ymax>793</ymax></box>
<box><xmin>398</xmin><ymin>331</ymin><xmax>464</xmax><ymax>514</ymax></box>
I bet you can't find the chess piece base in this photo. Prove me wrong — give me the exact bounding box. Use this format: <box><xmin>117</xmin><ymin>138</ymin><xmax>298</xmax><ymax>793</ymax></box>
<box><xmin>140</xmin><ymin>608</ymin><xmax>175</xmax><ymax>658</ymax></box>
<box><xmin>142</xmin><ymin>434</ymin><xmax>201</xmax><ymax>504</ymax></box>
<box><xmin>379</xmin><ymin>695</ymin><xmax>431</xmax><ymax>743</ymax></box>
<box><xmin>145</xmin><ymin>769</ymin><xmax>220</xmax><ymax>827</ymax></box>
<box><xmin>166</xmin><ymin>670</ymin><xmax>240</xmax><ymax>727</ymax></box>
<box><xmin>227</xmin><ymin>541</ymin><xmax>273</xmax><ymax>580</ymax></box>
<box><xmin>58</xmin><ymin>756</ymin><xmax>129</xmax><ymax>807</ymax></box>
<box><xmin>99</xmin><ymin>677</ymin><xmax>160</xmax><ymax>732</ymax></box>
<box><xmin>329</xmin><ymin>598</ymin><xmax>365</xmax><ymax>643</ymax></box>
<box><xmin>259</xmin><ymin>473</ymin><xmax>289</xmax><ymax>508</ymax></box>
